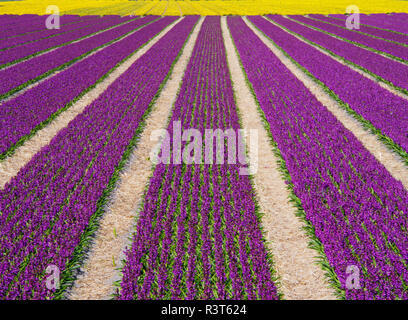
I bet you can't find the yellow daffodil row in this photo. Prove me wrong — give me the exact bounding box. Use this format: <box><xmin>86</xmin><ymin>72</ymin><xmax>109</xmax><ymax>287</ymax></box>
<box><xmin>0</xmin><ymin>0</ymin><xmax>407</xmax><ymax>16</ymax></box>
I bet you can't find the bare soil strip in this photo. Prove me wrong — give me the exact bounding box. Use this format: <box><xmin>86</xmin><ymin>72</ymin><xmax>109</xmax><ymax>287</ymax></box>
<box><xmin>279</xmin><ymin>16</ymin><xmax>408</xmax><ymax>100</ymax></box>
<box><xmin>255</xmin><ymin>16</ymin><xmax>408</xmax><ymax>191</ymax></box>
<box><xmin>222</xmin><ymin>17</ymin><xmax>337</xmax><ymax>300</ymax></box>
<box><xmin>0</xmin><ymin>18</ymin><xmax>183</xmax><ymax>190</ymax></box>
<box><xmin>68</xmin><ymin>17</ymin><xmax>204</xmax><ymax>300</ymax></box>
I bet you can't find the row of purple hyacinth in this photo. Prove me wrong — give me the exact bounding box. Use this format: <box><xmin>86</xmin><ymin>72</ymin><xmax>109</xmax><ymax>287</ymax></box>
<box><xmin>0</xmin><ymin>15</ymin><xmax>135</xmax><ymax>66</ymax></box>
<box><xmin>119</xmin><ymin>16</ymin><xmax>278</xmax><ymax>300</ymax></box>
<box><xmin>250</xmin><ymin>16</ymin><xmax>408</xmax><ymax>154</ymax></box>
<box><xmin>308</xmin><ymin>15</ymin><xmax>408</xmax><ymax>45</ymax></box>
<box><xmin>290</xmin><ymin>16</ymin><xmax>408</xmax><ymax>62</ymax></box>
<box><xmin>229</xmin><ymin>16</ymin><xmax>408</xmax><ymax>299</ymax></box>
<box><xmin>268</xmin><ymin>16</ymin><xmax>408</xmax><ymax>92</ymax></box>
<box><xmin>0</xmin><ymin>15</ymin><xmax>104</xmax><ymax>50</ymax></box>
<box><xmin>0</xmin><ymin>16</ymin><xmax>197</xmax><ymax>300</ymax></box>
<box><xmin>0</xmin><ymin>17</ymin><xmax>175</xmax><ymax>155</ymax></box>
<box><xmin>0</xmin><ymin>16</ymin><xmax>156</xmax><ymax>97</ymax></box>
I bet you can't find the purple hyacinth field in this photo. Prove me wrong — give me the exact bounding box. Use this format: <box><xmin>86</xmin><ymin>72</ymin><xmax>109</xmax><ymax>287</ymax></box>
<box><xmin>1</xmin><ymin>8</ymin><xmax>408</xmax><ymax>303</ymax></box>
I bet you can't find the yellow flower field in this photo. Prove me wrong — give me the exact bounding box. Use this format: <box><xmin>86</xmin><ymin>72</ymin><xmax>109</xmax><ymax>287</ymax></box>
<box><xmin>0</xmin><ymin>0</ymin><xmax>407</xmax><ymax>16</ymax></box>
